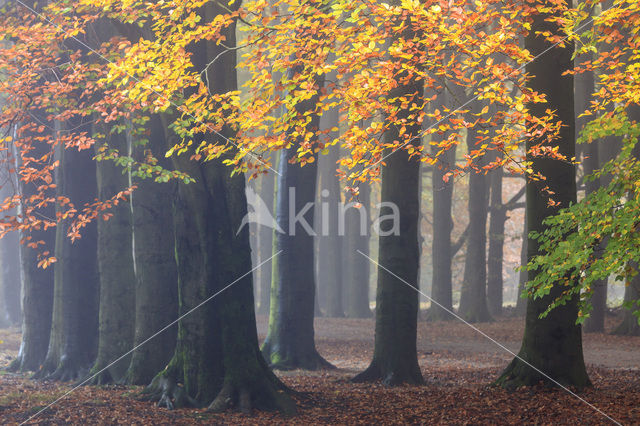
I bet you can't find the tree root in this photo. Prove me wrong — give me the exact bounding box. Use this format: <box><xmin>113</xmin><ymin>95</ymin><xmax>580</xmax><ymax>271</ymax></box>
<box><xmin>138</xmin><ymin>369</ymin><xmax>199</xmax><ymax>410</ymax></box>
<box><xmin>352</xmin><ymin>361</ymin><xmax>424</xmax><ymax>386</ymax></box>
<box><xmin>423</xmin><ymin>307</ymin><xmax>454</xmax><ymax>322</ymax></box>
<box><xmin>263</xmin><ymin>345</ymin><xmax>335</xmax><ymax>371</ymax></box>
<box><xmin>33</xmin><ymin>360</ymin><xmax>89</xmax><ymax>382</ymax></box>
<box><xmin>207</xmin><ymin>376</ymin><xmax>296</xmax><ymax>416</ymax></box>
<box><xmin>494</xmin><ymin>357</ymin><xmax>591</xmax><ymax>391</ymax></box>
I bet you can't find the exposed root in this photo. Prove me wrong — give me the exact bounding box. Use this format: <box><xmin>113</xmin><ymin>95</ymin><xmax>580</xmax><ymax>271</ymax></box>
<box><xmin>81</xmin><ymin>368</ymin><xmax>114</xmax><ymax>386</ymax></box>
<box><xmin>138</xmin><ymin>369</ymin><xmax>198</xmax><ymax>410</ymax></box>
<box><xmin>207</xmin><ymin>377</ymin><xmax>296</xmax><ymax>416</ymax></box>
<box><xmin>494</xmin><ymin>357</ymin><xmax>591</xmax><ymax>391</ymax></box>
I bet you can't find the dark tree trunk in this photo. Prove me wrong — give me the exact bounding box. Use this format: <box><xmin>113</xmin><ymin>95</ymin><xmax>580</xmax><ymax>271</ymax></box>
<box><xmin>87</xmin><ymin>124</ymin><xmax>136</xmax><ymax>384</ymax></box>
<box><xmin>8</xmin><ymin>121</ymin><xmax>55</xmax><ymax>372</ymax></box>
<box><xmin>261</xmin><ymin>146</ymin><xmax>331</xmax><ymax>369</ymax></box>
<box><xmin>35</xmin><ymin>122</ymin><xmax>99</xmax><ymax>381</ymax></box>
<box><xmin>123</xmin><ymin>114</ymin><xmax>178</xmax><ymax>385</ymax></box>
<box><xmin>343</xmin><ymin>183</ymin><xmax>372</xmax><ymax>318</ymax></box>
<box><xmin>487</xmin><ymin>154</ymin><xmax>505</xmax><ymax>317</ymax></box>
<box><xmin>496</xmin><ymin>4</ymin><xmax>590</xmax><ymax>389</ymax></box>
<box><xmin>261</xmin><ymin>43</ymin><xmax>331</xmax><ymax>369</ymax></box>
<box><xmin>353</xmin><ymin>49</ymin><xmax>423</xmax><ymax>383</ymax></box>
<box><xmin>317</xmin><ymin>142</ymin><xmax>344</xmax><ymax>318</ymax></box>
<box><xmin>142</xmin><ymin>3</ymin><xmax>294</xmax><ymax>413</ymax></box>
<box><xmin>426</xmin><ymin>89</ymin><xmax>456</xmax><ymax>321</ymax></box>
<box><xmin>458</xmin><ymin>103</ymin><xmax>492</xmax><ymax>323</ymax></box>
<box><xmin>352</xmin><ymin>147</ymin><xmax>423</xmax><ymax>385</ymax></box>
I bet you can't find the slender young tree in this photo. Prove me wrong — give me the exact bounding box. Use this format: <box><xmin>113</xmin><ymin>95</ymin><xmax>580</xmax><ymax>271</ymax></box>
<box><xmin>496</xmin><ymin>1</ymin><xmax>590</xmax><ymax>388</ymax></box>
<box><xmin>317</xmin><ymin>142</ymin><xmax>344</xmax><ymax>318</ymax></box>
<box><xmin>487</xmin><ymin>154</ymin><xmax>505</xmax><ymax>316</ymax></box>
<box><xmin>458</xmin><ymin>101</ymin><xmax>492</xmax><ymax>323</ymax></box>
<box><xmin>256</xmin><ymin>166</ymin><xmax>276</xmax><ymax>316</ymax></box>
<box><xmin>343</xmin><ymin>182</ymin><xmax>372</xmax><ymax>318</ymax></box>
<box><xmin>426</xmin><ymin>88</ymin><xmax>456</xmax><ymax>321</ymax></box>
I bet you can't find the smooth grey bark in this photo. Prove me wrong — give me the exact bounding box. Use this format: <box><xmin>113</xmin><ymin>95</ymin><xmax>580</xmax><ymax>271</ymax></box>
<box><xmin>458</xmin><ymin>101</ymin><xmax>492</xmax><ymax>323</ymax></box>
<box><xmin>496</xmin><ymin>4</ymin><xmax>590</xmax><ymax>389</ymax></box>
<box><xmin>352</xmin><ymin>146</ymin><xmax>423</xmax><ymax>385</ymax></box>
<box><xmin>261</xmin><ymin>46</ymin><xmax>330</xmax><ymax>369</ymax></box>
<box><xmin>317</xmin><ymin>142</ymin><xmax>344</xmax><ymax>318</ymax></box>
<box><xmin>35</xmin><ymin>122</ymin><xmax>99</xmax><ymax>381</ymax></box>
<box><xmin>261</xmin><ymin>146</ymin><xmax>331</xmax><ymax>369</ymax></box>
<box><xmin>123</xmin><ymin>114</ymin><xmax>178</xmax><ymax>385</ymax></box>
<box><xmin>426</xmin><ymin>87</ymin><xmax>457</xmax><ymax>322</ymax></box>
<box><xmin>8</xmin><ymin>121</ymin><xmax>55</xmax><ymax>372</ymax></box>
<box><xmin>514</xmin><ymin>211</ymin><xmax>527</xmax><ymax>316</ymax></box>
<box><xmin>612</xmin><ymin>269</ymin><xmax>640</xmax><ymax>336</ymax></box>
<box><xmin>343</xmin><ymin>182</ymin><xmax>372</xmax><ymax>318</ymax></box>
<box><xmin>256</xmin><ymin>166</ymin><xmax>275</xmax><ymax>316</ymax></box>
<box><xmin>86</xmin><ymin>123</ymin><xmax>136</xmax><ymax>384</ymax></box>
<box><xmin>0</xmin><ymin>209</ymin><xmax>21</xmax><ymax>325</ymax></box>
<box><xmin>487</xmin><ymin>152</ymin><xmax>505</xmax><ymax>316</ymax></box>
<box><xmin>353</xmin><ymin>36</ymin><xmax>424</xmax><ymax>383</ymax></box>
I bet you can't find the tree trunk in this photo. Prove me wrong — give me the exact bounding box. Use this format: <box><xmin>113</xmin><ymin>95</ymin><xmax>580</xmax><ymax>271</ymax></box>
<box><xmin>458</xmin><ymin>103</ymin><xmax>492</xmax><ymax>323</ymax></box>
<box><xmin>352</xmin><ymin>146</ymin><xmax>423</xmax><ymax>385</ymax></box>
<box><xmin>487</xmin><ymin>154</ymin><xmax>506</xmax><ymax>317</ymax></box>
<box><xmin>8</xmin><ymin>120</ymin><xmax>55</xmax><ymax>372</ymax></box>
<box><xmin>35</xmin><ymin>122</ymin><xmax>99</xmax><ymax>381</ymax></box>
<box><xmin>496</xmin><ymin>4</ymin><xmax>590</xmax><ymax>389</ymax></box>
<box><xmin>261</xmin><ymin>46</ymin><xmax>331</xmax><ymax>369</ymax></box>
<box><xmin>87</xmin><ymin>123</ymin><xmax>136</xmax><ymax>384</ymax></box>
<box><xmin>261</xmin><ymin>147</ymin><xmax>332</xmax><ymax>369</ymax></box>
<box><xmin>514</xmin><ymin>212</ymin><xmax>527</xmax><ymax>316</ymax></box>
<box><xmin>426</xmin><ymin>89</ymin><xmax>456</xmax><ymax>321</ymax></box>
<box><xmin>142</xmin><ymin>3</ymin><xmax>295</xmax><ymax>413</ymax></box>
<box><xmin>353</xmin><ymin>47</ymin><xmax>424</xmax><ymax>383</ymax></box>
<box><xmin>611</xmin><ymin>268</ymin><xmax>640</xmax><ymax>336</ymax></box>
<box><xmin>344</xmin><ymin>183</ymin><xmax>372</xmax><ymax>318</ymax></box>
<box><xmin>317</xmin><ymin>142</ymin><xmax>344</xmax><ymax>318</ymax></box>
<box><xmin>0</xmin><ymin>221</ymin><xmax>22</xmax><ymax>325</ymax></box>
<box><xmin>123</xmin><ymin>114</ymin><xmax>179</xmax><ymax>385</ymax></box>
<box><xmin>577</xmin><ymin>12</ymin><xmax>606</xmax><ymax>333</ymax></box>
<box><xmin>256</xmin><ymin>165</ymin><xmax>275</xmax><ymax>316</ymax></box>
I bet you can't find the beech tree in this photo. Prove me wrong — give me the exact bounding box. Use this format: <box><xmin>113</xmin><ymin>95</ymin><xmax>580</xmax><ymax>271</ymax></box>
<box><xmin>496</xmin><ymin>0</ymin><xmax>590</xmax><ymax>388</ymax></box>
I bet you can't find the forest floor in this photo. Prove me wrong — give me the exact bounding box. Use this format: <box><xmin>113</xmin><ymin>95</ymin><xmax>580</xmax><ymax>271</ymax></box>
<box><xmin>0</xmin><ymin>313</ymin><xmax>638</xmax><ymax>425</ymax></box>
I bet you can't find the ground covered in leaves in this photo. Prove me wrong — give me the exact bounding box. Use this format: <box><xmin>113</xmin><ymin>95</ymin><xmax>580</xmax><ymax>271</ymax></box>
<box><xmin>0</xmin><ymin>315</ymin><xmax>638</xmax><ymax>424</ymax></box>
